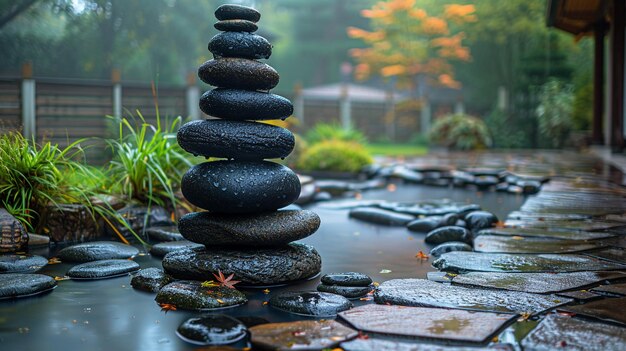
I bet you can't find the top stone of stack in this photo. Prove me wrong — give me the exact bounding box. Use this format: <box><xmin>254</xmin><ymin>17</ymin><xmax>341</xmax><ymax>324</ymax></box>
<box><xmin>214</xmin><ymin>4</ymin><xmax>261</xmax><ymax>33</ymax></box>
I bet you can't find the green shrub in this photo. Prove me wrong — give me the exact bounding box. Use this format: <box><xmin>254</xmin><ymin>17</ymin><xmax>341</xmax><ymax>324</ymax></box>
<box><xmin>537</xmin><ymin>80</ymin><xmax>574</xmax><ymax>148</ymax></box>
<box><xmin>305</xmin><ymin>123</ymin><xmax>367</xmax><ymax>144</ymax></box>
<box><xmin>297</xmin><ymin>140</ymin><xmax>373</xmax><ymax>173</ymax></box>
<box><xmin>485</xmin><ymin>110</ymin><xmax>530</xmax><ymax>149</ymax></box>
<box><xmin>429</xmin><ymin>113</ymin><xmax>492</xmax><ymax>150</ymax></box>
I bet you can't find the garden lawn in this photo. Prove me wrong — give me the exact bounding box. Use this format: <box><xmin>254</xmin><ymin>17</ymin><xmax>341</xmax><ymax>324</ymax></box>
<box><xmin>366</xmin><ymin>143</ymin><xmax>428</xmax><ymax>157</ymax></box>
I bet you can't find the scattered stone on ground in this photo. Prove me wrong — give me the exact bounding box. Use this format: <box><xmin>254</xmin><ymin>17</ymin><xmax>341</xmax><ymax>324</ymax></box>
<box><xmin>339</xmin><ymin>304</ymin><xmax>516</xmax><ymax>343</ymax></box>
<box><xmin>559</xmin><ymin>296</ymin><xmax>626</xmax><ymax>326</ymax></box>
<box><xmin>406</xmin><ymin>217</ymin><xmax>443</xmax><ymax>233</ymax></box>
<box><xmin>176</xmin><ymin>314</ymin><xmax>247</xmax><ymax>346</ymax></box>
<box><xmin>477</xmin><ymin>227</ymin><xmax>615</xmax><ymax>240</ymax></box>
<box><xmin>130</xmin><ymin>268</ymin><xmax>173</xmax><ymax>293</ymax></box>
<box><xmin>317</xmin><ymin>284</ymin><xmax>371</xmax><ymax>299</ymax></box>
<box><xmin>464</xmin><ymin>211</ymin><xmax>498</xmax><ymax>231</ymax></box>
<box><xmin>473</xmin><ymin>235</ymin><xmax>604</xmax><ymax>254</ymax></box>
<box><xmin>320</xmin><ymin>272</ymin><xmax>372</xmax><ymax>286</ymax></box>
<box><xmin>591</xmin><ymin>282</ymin><xmax>626</xmax><ymax>295</ymax></box>
<box><xmin>269</xmin><ymin>291</ymin><xmax>352</xmax><ymax>317</ymax></box>
<box><xmin>67</xmin><ymin>259</ymin><xmax>140</xmax><ymax>279</ymax></box>
<box><xmin>556</xmin><ymin>290</ymin><xmax>602</xmax><ymax>302</ymax></box>
<box><xmin>145</xmin><ymin>226</ymin><xmax>184</xmax><ymax>242</ymax></box>
<box><xmin>155</xmin><ymin>280</ymin><xmax>247</xmax><ymax>310</ymax></box>
<box><xmin>341</xmin><ymin>338</ymin><xmax>514</xmax><ymax>351</ymax></box>
<box><xmin>249</xmin><ymin>320</ymin><xmax>357</xmax><ymax>350</ymax></box>
<box><xmin>0</xmin><ymin>273</ymin><xmax>57</xmax><ymax>299</ymax></box>
<box><xmin>57</xmin><ymin>241</ymin><xmax>139</xmax><ymax>263</ymax></box>
<box><xmin>430</xmin><ymin>242</ymin><xmax>473</xmax><ymax>257</ymax></box>
<box><xmin>149</xmin><ymin>240</ymin><xmax>204</xmax><ymax>258</ymax></box>
<box><xmin>348</xmin><ymin>207</ymin><xmax>414</xmax><ymax>226</ymax></box>
<box><xmin>425</xmin><ymin>226</ymin><xmax>472</xmax><ymax>245</ymax></box>
<box><xmin>584</xmin><ymin>247</ymin><xmax>626</xmax><ymax>264</ymax></box>
<box><xmin>0</xmin><ymin>254</ymin><xmax>47</xmax><ymax>273</ymax></box>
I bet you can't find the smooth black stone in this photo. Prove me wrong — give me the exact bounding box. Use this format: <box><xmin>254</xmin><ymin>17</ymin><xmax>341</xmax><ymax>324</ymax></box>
<box><xmin>146</xmin><ymin>225</ymin><xmax>184</xmax><ymax>242</ymax></box>
<box><xmin>177</xmin><ymin>120</ymin><xmax>293</xmax><ymax>160</ymax></box>
<box><xmin>517</xmin><ymin>180</ymin><xmax>542</xmax><ymax>194</ymax></box>
<box><xmin>313</xmin><ymin>191</ymin><xmax>332</xmax><ymax>202</ymax></box>
<box><xmin>457</xmin><ymin>204</ymin><xmax>482</xmax><ymax>218</ymax></box>
<box><xmin>236</xmin><ymin>316</ymin><xmax>270</xmax><ymax>328</ymax></box>
<box><xmin>425</xmin><ymin>226</ymin><xmax>472</xmax><ymax>245</ymax></box>
<box><xmin>162</xmin><ymin>243</ymin><xmax>321</xmax><ymax>286</ymax></box>
<box><xmin>177</xmin><ymin>315</ymin><xmax>247</xmax><ymax>345</ymax></box>
<box><xmin>215</xmin><ymin>4</ymin><xmax>260</xmax><ymax>22</ymax></box>
<box><xmin>67</xmin><ymin>259</ymin><xmax>140</xmax><ymax>279</ymax></box>
<box><xmin>156</xmin><ymin>280</ymin><xmax>247</xmax><ymax>310</ymax></box>
<box><xmin>430</xmin><ymin>241</ymin><xmax>473</xmax><ymax>257</ymax></box>
<box><xmin>0</xmin><ymin>273</ymin><xmax>56</xmax><ymax>299</ymax></box>
<box><xmin>198</xmin><ymin>58</ymin><xmax>278</xmax><ymax>90</ymax></box>
<box><xmin>199</xmin><ymin>88</ymin><xmax>293</xmax><ymax>121</ymax></box>
<box><xmin>130</xmin><ymin>268</ymin><xmax>173</xmax><ymax>293</ymax></box>
<box><xmin>0</xmin><ymin>254</ymin><xmax>47</xmax><ymax>273</ymax></box>
<box><xmin>349</xmin><ymin>207</ymin><xmax>414</xmax><ymax>226</ymax></box>
<box><xmin>178</xmin><ymin>210</ymin><xmax>320</xmax><ymax>247</ymax></box>
<box><xmin>464</xmin><ymin>211</ymin><xmax>499</xmax><ymax>231</ymax></box>
<box><xmin>57</xmin><ymin>241</ymin><xmax>139</xmax><ymax>263</ymax></box>
<box><xmin>269</xmin><ymin>291</ymin><xmax>352</xmax><ymax>317</ymax></box>
<box><xmin>406</xmin><ymin>217</ymin><xmax>442</xmax><ymax>233</ymax></box>
<box><xmin>181</xmin><ymin>160</ymin><xmax>301</xmax><ymax>214</ymax></box>
<box><xmin>474</xmin><ymin>175</ymin><xmax>499</xmax><ymax>188</ymax></box>
<box><xmin>317</xmin><ymin>284</ymin><xmax>370</xmax><ymax>299</ymax></box>
<box><xmin>150</xmin><ymin>240</ymin><xmax>204</xmax><ymax>258</ymax></box>
<box><xmin>208</xmin><ymin>32</ymin><xmax>271</xmax><ymax>59</ymax></box>
<box><xmin>214</xmin><ymin>19</ymin><xmax>258</xmax><ymax>32</ymax></box>
<box><xmin>455</xmin><ymin>219</ymin><xmax>467</xmax><ymax>228</ymax></box>
<box><xmin>442</xmin><ymin>213</ymin><xmax>459</xmax><ymax>226</ymax></box>
<box><xmin>321</xmin><ymin>272</ymin><xmax>372</xmax><ymax>287</ymax></box>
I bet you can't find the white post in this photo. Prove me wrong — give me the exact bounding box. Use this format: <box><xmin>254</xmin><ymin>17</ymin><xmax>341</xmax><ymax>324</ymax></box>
<box><xmin>454</xmin><ymin>99</ymin><xmax>465</xmax><ymax>115</ymax></box>
<box><xmin>420</xmin><ymin>97</ymin><xmax>431</xmax><ymax>136</ymax></box>
<box><xmin>111</xmin><ymin>69</ymin><xmax>122</xmax><ymax>119</ymax></box>
<box><xmin>186</xmin><ymin>73</ymin><xmax>200</xmax><ymax>120</ymax></box>
<box><xmin>294</xmin><ymin>82</ymin><xmax>304</xmax><ymax>124</ymax></box>
<box><xmin>497</xmin><ymin>86</ymin><xmax>507</xmax><ymax>111</ymax></box>
<box><xmin>340</xmin><ymin>83</ymin><xmax>351</xmax><ymax>130</ymax></box>
<box><xmin>386</xmin><ymin>88</ymin><xmax>395</xmax><ymax>141</ymax></box>
<box><xmin>21</xmin><ymin>62</ymin><xmax>36</xmax><ymax>139</ymax></box>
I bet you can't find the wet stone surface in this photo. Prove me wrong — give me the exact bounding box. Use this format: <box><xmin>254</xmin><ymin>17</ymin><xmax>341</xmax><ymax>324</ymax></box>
<box><xmin>348</xmin><ymin>207</ymin><xmax>414</xmax><ymax>226</ymax></box>
<box><xmin>130</xmin><ymin>268</ymin><xmax>173</xmax><ymax>293</ymax></box>
<box><xmin>178</xmin><ymin>210</ymin><xmax>320</xmax><ymax>247</ymax></box>
<box><xmin>556</xmin><ymin>290</ymin><xmax>602</xmax><ymax>302</ymax></box>
<box><xmin>199</xmin><ymin>88</ymin><xmax>293</xmax><ymax>120</ymax></box>
<box><xmin>341</xmin><ymin>338</ymin><xmax>514</xmax><ymax>351</ymax></box>
<box><xmin>592</xmin><ymin>282</ymin><xmax>626</xmax><ymax>295</ymax></box>
<box><xmin>425</xmin><ymin>226</ymin><xmax>472</xmax><ymax>245</ymax></box>
<box><xmin>145</xmin><ymin>225</ymin><xmax>184</xmax><ymax>242</ymax></box>
<box><xmin>430</xmin><ymin>241</ymin><xmax>473</xmax><ymax>257</ymax></box>
<box><xmin>450</xmin><ymin>271</ymin><xmax>626</xmax><ymax>294</ymax></box>
<box><xmin>320</xmin><ymin>272</ymin><xmax>372</xmax><ymax>286</ymax></box>
<box><xmin>374</xmin><ymin>278</ymin><xmax>571</xmax><ymax>314</ymax></box>
<box><xmin>214</xmin><ymin>4</ymin><xmax>260</xmax><ymax>22</ymax></box>
<box><xmin>432</xmin><ymin>251</ymin><xmax>626</xmax><ymax>273</ymax></box>
<box><xmin>149</xmin><ymin>240</ymin><xmax>205</xmax><ymax>258</ymax></box>
<box><xmin>0</xmin><ymin>273</ymin><xmax>57</xmax><ymax>299</ymax></box>
<box><xmin>559</xmin><ymin>296</ymin><xmax>626</xmax><ymax>326</ymax></box>
<box><xmin>57</xmin><ymin>241</ymin><xmax>139</xmax><ymax>263</ymax></box>
<box><xmin>477</xmin><ymin>227</ymin><xmax>615</xmax><ymax>240</ymax></box>
<box><xmin>176</xmin><ymin>314</ymin><xmax>247</xmax><ymax>346</ymax></box>
<box><xmin>406</xmin><ymin>216</ymin><xmax>443</xmax><ymax>233</ymax></box>
<box><xmin>584</xmin><ymin>247</ymin><xmax>626</xmax><ymax>264</ymax></box>
<box><xmin>208</xmin><ymin>32</ymin><xmax>271</xmax><ymax>59</ymax></box>
<box><xmin>316</xmin><ymin>284</ymin><xmax>371</xmax><ymax>299</ymax></box>
<box><xmin>464</xmin><ymin>211</ymin><xmax>498</xmax><ymax>231</ymax></box>
<box><xmin>269</xmin><ymin>291</ymin><xmax>352</xmax><ymax>317</ymax></box>
<box><xmin>198</xmin><ymin>58</ymin><xmax>278</xmax><ymax>91</ymax></box>
<box><xmin>521</xmin><ymin>314</ymin><xmax>626</xmax><ymax>351</ymax></box>
<box><xmin>250</xmin><ymin>320</ymin><xmax>357</xmax><ymax>351</ymax></box>
<box><xmin>214</xmin><ymin>19</ymin><xmax>258</xmax><ymax>32</ymax></box>
<box><xmin>473</xmin><ymin>235</ymin><xmax>603</xmax><ymax>254</ymax></box>
<box><xmin>0</xmin><ymin>254</ymin><xmax>47</xmax><ymax>273</ymax></box>
<box><xmin>155</xmin><ymin>281</ymin><xmax>247</xmax><ymax>310</ymax></box>
<box><xmin>339</xmin><ymin>304</ymin><xmax>516</xmax><ymax>343</ymax></box>
<box><xmin>162</xmin><ymin>243</ymin><xmax>321</xmax><ymax>286</ymax></box>
<box><xmin>67</xmin><ymin>259</ymin><xmax>140</xmax><ymax>279</ymax></box>
<box><xmin>181</xmin><ymin>160</ymin><xmax>301</xmax><ymax>214</ymax></box>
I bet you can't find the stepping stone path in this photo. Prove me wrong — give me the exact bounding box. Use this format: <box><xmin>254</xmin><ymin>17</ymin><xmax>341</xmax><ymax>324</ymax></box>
<box><xmin>176</xmin><ymin>314</ymin><xmax>247</xmax><ymax>346</ymax></box>
<box><xmin>317</xmin><ymin>271</ymin><xmax>373</xmax><ymax>299</ymax></box>
<box><xmin>57</xmin><ymin>241</ymin><xmax>139</xmax><ymax>263</ymax></box>
<box><xmin>130</xmin><ymin>268</ymin><xmax>172</xmax><ymax>293</ymax></box>
<box><xmin>348</xmin><ymin>207</ymin><xmax>414</xmax><ymax>226</ymax></box>
<box><xmin>149</xmin><ymin>240</ymin><xmax>204</xmax><ymax>258</ymax></box>
<box><xmin>425</xmin><ymin>226</ymin><xmax>472</xmax><ymax>245</ymax></box>
<box><xmin>0</xmin><ymin>273</ymin><xmax>57</xmax><ymax>299</ymax></box>
<box><xmin>67</xmin><ymin>259</ymin><xmax>140</xmax><ymax>280</ymax></box>
<box><xmin>155</xmin><ymin>280</ymin><xmax>247</xmax><ymax>310</ymax></box>
<box><xmin>341</xmin><ymin>339</ymin><xmax>514</xmax><ymax>351</ymax></box>
<box><xmin>559</xmin><ymin>296</ymin><xmax>626</xmax><ymax>326</ymax></box>
<box><xmin>473</xmin><ymin>235</ymin><xmax>605</xmax><ymax>254</ymax></box>
<box><xmin>164</xmin><ymin>3</ymin><xmax>322</xmax><ymax>287</ymax></box>
<box><xmin>269</xmin><ymin>291</ymin><xmax>352</xmax><ymax>317</ymax></box>
<box><xmin>249</xmin><ymin>320</ymin><xmax>357</xmax><ymax>350</ymax></box>
<box><xmin>429</xmin><ymin>241</ymin><xmax>472</xmax><ymax>257</ymax></box>
<box><xmin>0</xmin><ymin>254</ymin><xmax>47</xmax><ymax>273</ymax></box>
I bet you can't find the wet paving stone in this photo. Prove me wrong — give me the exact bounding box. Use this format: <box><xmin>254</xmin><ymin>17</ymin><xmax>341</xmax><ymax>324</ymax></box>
<box><xmin>584</xmin><ymin>247</ymin><xmax>626</xmax><ymax>264</ymax></box>
<box><xmin>341</xmin><ymin>338</ymin><xmax>514</xmax><ymax>351</ymax></box>
<box><xmin>559</xmin><ymin>297</ymin><xmax>626</xmax><ymax>326</ymax></box>
<box><xmin>556</xmin><ymin>290</ymin><xmax>603</xmax><ymax>302</ymax></box>
<box><xmin>155</xmin><ymin>280</ymin><xmax>247</xmax><ymax>311</ymax></box>
<box><xmin>0</xmin><ymin>273</ymin><xmax>57</xmax><ymax>299</ymax></box>
<box><xmin>448</xmin><ymin>271</ymin><xmax>626</xmax><ymax>294</ymax></box>
<box><xmin>320</xmin><ymin>272</ymin><xmax>372</xmax><ymax>286</ymax></box>
<box><xmin>67</xmin><ymin>259</ymin><xmax>140</xmax><ymax>280</ymax></box>
<box><xmin>521</xmin><ymin>314</ymin><xmax>626</xmax><ymax>351</ymax></box>
<box><xmin>249</xmin><ymin>320</ymin><xmax>357</xmax><ymax>350</ymax></box>
<box><xmin>0</xmin><ymin>254</ymin><xmax>47</xmax><ymax>273</ymax></box>
<box><xmin>176</xmin><ymin>314</ymin><xmax>247</xmax><ymax>346</ymax></box>
<box><xmin>317</xmin><ymin>284</ymin><xmax>371</xmax><ymax>299</ymax></box>
<box><xmin>374</xmin><ymin>279</ymin><xmax>570</xmax><ymax>315</ymax></box>
<box><xmin>130</xmin><ymin>268</ymin><xmax>173</xmax><ymax>293</ymax></box>
<box><xmin>269</xmin><ymin>291</ymin><xmax>352</xmax><ymax>317</ymax></box>
<box><xmin>477</xmin><ymin>227</ymin><xmax>616</xmax><ymax>241</ymax></box>
<box><xmin>591</xmin><ymin>282</ymin><xmax>626</xmax><ymax>295</ymax></box>
<box><xmin>473</xmin><ymin>235</ymin><xmax>604</xmax><ymax>254</ymax></box>
<box><xmin>339</xmin><ymin>304</ymin><xmax>516</xmax><ymax>343</ymax></box>
<box><xmin>432</xmin><ymin>251</ymin><xmax>626</xmax><ymax>273</ymax></box>
<box><xmin>57</xmin><ymin>241</ymin><xmax>139</xmax><ymax>263</ymax></box>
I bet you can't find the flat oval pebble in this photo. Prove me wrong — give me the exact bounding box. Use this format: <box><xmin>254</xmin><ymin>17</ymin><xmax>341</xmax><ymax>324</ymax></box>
<box><xmin>177</xmin><ymin>314</ymin><xmax>247</xmax><ymax>345</ymax></box>
<box><xmin>130</xmin><ymin>268</ymin><xmax>173</xmax><ymax>293</ymax></box>
<box><xmin>215</xmin><ymin>4</ymin><xmax>260</xmax><ymax>22</ymax></box>
<box><xmin>208</xmin><ymin>32</ymin><xmax>271</xmax><ymax>59</ymax></box>
<box><xmin>348</xmin><ymin>207</ymin><xmax>414</xmax><ymax>226</ymax></box>
<box><xmin>269</xmin><ymin>291</ymin><xmax>352</xmax><ymax>317</ymax></box>
<box><xmin>67</xmin><ymin>259</ymin><xmax>140</xmax><ymax>279</ymax></box>
<box><xmin>57</xmin><ymin>241</ymin><xmax>139</xmax><ymax>262</ymax></box>
<box><xmin>250</xmin><ymin>320</ymin><xmax>357</xmax><ymax>351</ymax></box>
<box><xmin>0</xmin><ymin>254</ymin><xmax>47</xmax><ymax>273</ymax></box>
<box><xmin>464</xmin><ymin>211</ymin><xmax>499</xmax><ymax>231</ymax></box>
<box><xmin>430</xmin><ymin>241</ymin><xmax>473</xmax><ymax>257</ymax></box>
<box><xmin>145</xmin><ymin>226</ymin><xmax>183</xmax><ymax>242</ymax></box>
<box><xmin>150</xmin><ymin>240</ymin><xmax>205</xmax><ymax>258</ymax></box>
<box><xmin>179</xmin><ymin>210</ymin><xmax>319</xmax><ymax>247</ymax></box>
<box><xmin>517</xmin><ymin>180</ymin><xmax>542</xmax><ymax>194</ymax></box>
<box><xmin>406</xmin><ymin>217</ymin><xmax>442</xmax><ymax>232</ymax></box>
<box><xmin>317</xmin><ymin>284</ymin><xmax>371</xmax><ymax>299</ymax></box>
<box><xmin>425</xmin><ymin>226</ymin><xmax>472</xmax><ymax>245</ymax></box>
<box><xmin>198</xmin><ymin>58</ymin><xmax>278</xmax><ymax>90</ymax></box>
<box><xmin>155</xmin><ymin>280</ymin><xmax>247</xmax><ymax>310</ymax></box>
<box><xmin>0</xmin><ymin>273</ymin><xmax>57</xmax><ymax>299</ymax></box>
<box><xmin>181</xmin><ymin>160</ymin><xmax>300</xmax><ymax>214</ymax></box>
<box><xmin>214</xmin><ymin>19</ymin><xmax>258</xmax><ymax>32</ymax></box>
<box><xmin>442</xmin><ymin>213</ymin><xmax>459</xmax><ymax>226</ymax></box>
<box><xmin>163</xmin><ymin>243</ymin><xmax>321</xmax><ymax>286</ymax></box>
<box><xmin>177</xmin><ymin>120</ymin><xmax>293</xmax><ymax>160</ymax></box>
<box><xmin>200</xmin><ymin>88</ymin><xmax>293</xmax><ymax>120</ymax></box>
<box><xmin>321</xmin><ymin>272</ymin><xmax>372</xmax><ymax>287</ymax></box>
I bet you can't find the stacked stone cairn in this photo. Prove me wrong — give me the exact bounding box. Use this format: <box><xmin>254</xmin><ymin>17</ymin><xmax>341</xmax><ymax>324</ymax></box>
<box><xmin>163</xmin><ymin>4</ymin><xmax>322</xmax><ymax>287</ymax></box>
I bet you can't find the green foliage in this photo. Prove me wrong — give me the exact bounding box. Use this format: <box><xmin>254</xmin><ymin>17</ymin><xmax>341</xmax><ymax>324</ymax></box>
<box><xmin>366</xmin><ymin>142</ymin><xmax>428</xmax><ymax>157</ymax></box>
<box><xmin>484</xmin><ymin>109</ymin><xmax>529</xmax><ymax>149</ymax></box>
<box><xmin>571</xmin><ymin>79</ymin><xmax>593</xmax><ymax>131</ymax></box>
<box><xmin>429</xmin><ymin>113</ymin><xmax>491</xmax><ymax>150</ymax></box>
<box><xmin>297</xmin><ymin>140</ymin><xmax>373</xmax><ymax>173</ymax></box>
<box><xmin>305</xmin><ymin>123</ymin><xmax>367</xmax><ymax>145</ymax></box>
<box><xmin>536</xmin><ymin>80</ymin><xmax>574</xmax><ymax>148</ymax></box>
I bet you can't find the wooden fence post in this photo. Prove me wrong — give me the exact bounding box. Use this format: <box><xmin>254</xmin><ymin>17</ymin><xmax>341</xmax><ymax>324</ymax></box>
<box><xmin>186</xmin><ymin>72</ymin><xmax>200</xmax><ymax>120</ymax></box>
<box><xmin>420</xmin><ymin>95</ymin><xmax>431</xmax><ymax>136</ymax></box>
<box><xmin>111</xmin><ymin>68</ymin><xmax>122</xmax><ymax>119</ymax></box>
<box><xmin>21</xmin><ymin>62</ymin><xmax>36</xmax><ymax>139</ymax></box>
<box><xmin>293</xmin><ymin>82</ymin><xmax>304</xmax><ymax>125</ymax></box>
<box><xmin>340</xmin><ymin>83</ymin><xmax>351</xmax><ymax>130</ymax></box>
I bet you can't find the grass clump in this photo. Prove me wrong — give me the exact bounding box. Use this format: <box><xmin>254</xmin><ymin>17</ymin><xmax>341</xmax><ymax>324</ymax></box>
<box><xmin>297</xmin><ymin>140</ymin><xmax>373</xmax><ymax>173</ymax></box>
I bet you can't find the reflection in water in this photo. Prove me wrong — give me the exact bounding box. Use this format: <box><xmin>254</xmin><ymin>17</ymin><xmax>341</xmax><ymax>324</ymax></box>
<box><xmin>426</xmin><ymin>317</ymin><xmax>471</xmax><ymax>335</ymax></box>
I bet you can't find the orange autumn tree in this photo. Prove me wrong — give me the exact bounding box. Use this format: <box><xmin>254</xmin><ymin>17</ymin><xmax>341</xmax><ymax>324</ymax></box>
<box><xmin>348</xmin><ymin>0</ymin><xmax>476</xmax><ymax>90</ymax></box>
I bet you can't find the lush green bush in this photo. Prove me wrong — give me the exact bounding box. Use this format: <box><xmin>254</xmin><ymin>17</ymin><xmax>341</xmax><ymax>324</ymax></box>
<box><xmin>297</xmin><ymin>140</ymin><xmax>373</xmax><ymax>173</ymax></box>
<box><xmin>485</xmin><ymin>109</ymin><xmax>530</xmax><ymax>149</ymax></box>
<box><xmin>429</xmin><ymin>113</ymin><xmax>492</xmax><ymax>150</ymax></box>
<box><xmin>536</xmin><ymin>80</ymin><xmax>574</xmax><ymax>148</ymax></box>
<box><xmin>305</xmin><ymin>123</ymin><xmax>367</xmax><ymax>145</ymax></box>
